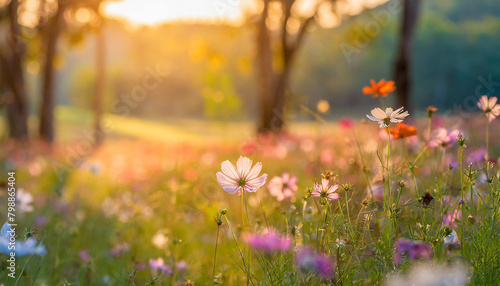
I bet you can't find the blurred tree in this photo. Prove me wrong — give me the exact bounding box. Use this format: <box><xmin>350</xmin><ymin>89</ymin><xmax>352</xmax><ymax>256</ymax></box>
<box><xmin>394</xmin><ymin>0</ymin><xmax>421</xmax><ymax>113</ymax></box>
<box><xmin>0</xmin><ymin>0</ymin><xmax>29</xmax><ymax>140</ymax></box>
<box><xmin>39</xmin><ymin>0</ymin><xmax>69</xmax><ymax>142</ymax></box>
<box><xmin>85</xmin><ymin>0</ymin><xmax>107</xmax><ymax>145</ymax></box>
<box><xmin>254</xmin><ymin>0</ymin><xmax>344</xmax><ymax>133</ymax></box>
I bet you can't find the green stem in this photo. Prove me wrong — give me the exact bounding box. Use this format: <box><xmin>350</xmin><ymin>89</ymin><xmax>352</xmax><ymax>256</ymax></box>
<box><xmin>386</xmin><ymin>127</ymin><xmax>392</xmax><ymax>214</ymax></box>
<box><xmin>241</xmin><ymin>188</ymin><xmax>251</xmax><ymax>285</ymax></box>
<box><xmin>486</xmin><ymin>117</ymin><xmax>490</xmax><ymax>160</ymax></box>
<box><xmin>354</xmin><ymin>131</ymin><xmax>373</xmax><ymax>197</ymax></box>
<box><xmin>212</xmin><ymin>225</ymin><xmax>220</xmax><ymax>279</ymax></box>
<box><xmin>458</xmin><ymin>145</ymin><xmax>465</xmax><ymax>258</ymax></box>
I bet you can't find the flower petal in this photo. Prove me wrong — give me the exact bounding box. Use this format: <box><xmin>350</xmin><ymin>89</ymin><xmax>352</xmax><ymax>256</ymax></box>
<box><xmin>236</xmin><ymin>156</ymin><xmax>253</xmax><ymax>178</ymax></box>
<box><xmin>221</xmin><ymin>160</ymin><xmax>239</xmax><ymax>181</ymax></box>
<box><xmin>245</xmin><ymin>174</ymin><xmax>268</xmax><ymax>192</ymax></box>
<box><xmin>371</xmin><ymin>108</ymin><xmax>386</xmax><ymax>119</ymax></box>
<box><xmin>327</xmin><ymin>193</ymin><xmax>340</xmax><ymax>200</ymax></box>
<box><xmin>217</xmin><ymin>172</ymin><xmax>240</xmax><ymax>194</ymax></box>
<box><xmin>246</xmin><ymin>162</ymin><xmax>262</xmax><ymax>180</ymax></box>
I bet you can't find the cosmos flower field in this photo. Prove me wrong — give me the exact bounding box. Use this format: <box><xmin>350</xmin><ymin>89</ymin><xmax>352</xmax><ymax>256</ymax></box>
<box><xmin>1</xmin><ymin>85</ymin><xmax>500</xmax><ymax>285</ymax></box>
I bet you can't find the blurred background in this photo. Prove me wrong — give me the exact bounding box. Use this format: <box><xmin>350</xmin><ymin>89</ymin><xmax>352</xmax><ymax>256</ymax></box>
<box><xmin>1</xmin><ymin>0</ymin><xmax>500</xmax><ymax>144</ymax></box>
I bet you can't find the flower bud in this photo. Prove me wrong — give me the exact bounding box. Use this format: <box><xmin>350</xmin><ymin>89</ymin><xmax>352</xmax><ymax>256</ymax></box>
<box><xmin>427</xmin><ymin>106</ymin><xmax>438</xmax><ymax>118</ymax></box>
<box><xmin>468</xmin><ymin>215</ymin><xmax>475</xmax><ymax>224</ymax></box>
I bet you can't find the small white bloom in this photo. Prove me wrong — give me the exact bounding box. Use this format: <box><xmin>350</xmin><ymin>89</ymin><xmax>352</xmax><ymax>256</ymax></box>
<box><xmin>17</xmin><ymin>188</ymin><xmax>34</xmax><ymax>213</ymax></box>
<box><xmin>366</xmin><ymin>107</ymin><xmax>409</xmax><ymax>128</ymax></box>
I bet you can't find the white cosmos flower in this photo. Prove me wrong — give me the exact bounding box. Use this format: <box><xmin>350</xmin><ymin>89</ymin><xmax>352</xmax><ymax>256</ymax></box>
<box><xmin>366</xmin><ymin>107</ymin><xmax>409</xmax><ymax>128</ymax></box>
<box><xmin>477</xmin><ymin>95</ymin><xmax>500</xmax><ymax>122</ymax></box>
<box><xmin>216</xmin><ymin>156</ymin><xmax>268</xmax><ymax>194</ymax></box>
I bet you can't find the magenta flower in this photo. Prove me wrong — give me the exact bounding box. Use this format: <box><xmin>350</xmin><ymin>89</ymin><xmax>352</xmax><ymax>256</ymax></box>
<box><xmin>311</xmin><ymin>178</ymin><xmax>340</xmax><ymax>201</ymax></box>
<box><xmin>443</xmin><ymin>210</ymin><xmax>461</xmax><ymax>228</ymax></box>
<box><xmin>246</xmin><ymin>230</ymin><xmax>292</xmax><ymax>254</ymax></box>
<box><xmin>467</xmin><ymin>148</ymin><xmax>486</xmax><ymax>164</ymax></box>
<box><xmin>339</xmin><ymin>117</ymin><xmax>355</xmax><ymax>129</ymax></box>
<box><xmin>428</xmin><ymin>128</ymin><xmax>460</xmax><ymax>148</ymax></box>
<box><xmin>216</xmin><ymin>156</ymin><xmax>268</xmax><ymax>194</ymax></box>
<box><xmin>295</xmin><ymin>247</ymin><xmax>334</xmax><ymax>279</ymax></box>
<box><xmin>149</xmin><ymin>258</ymin><xmax>173</xmax><ymax>276</ymax></box>
<box><xmin>79</xmin><ymin>250</ymin><xmax>90</xmax><ymax>262</ymax></box>
<box><xmin>268</xmin><ymin>173</ymin><xmax>298</xmax><ymax>201</ymax></box>
<box><xmin>110</xmin><ymin>242</ymin><xmax>130</xmax><ymax>257</ymax></box>
<box><xmin>394</xmin><ymin>239</ymin><xmax>433</xmax><ymax>264</ymax></box>
<box><xmin>477</xmin><ymin>95</ymin><xmax>500</xmax><ymax>122</ymax></box>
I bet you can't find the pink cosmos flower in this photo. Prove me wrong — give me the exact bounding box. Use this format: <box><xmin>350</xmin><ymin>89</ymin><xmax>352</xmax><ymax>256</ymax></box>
<box><xmin>311</xmin><ymin>178</ymin><xmax>340</xmax><ymax>201</ymax></box>
<box><xmin>79</xmin><ymin>250</ymin><xmax>90</xmax><ymax>262</ymax></box>
<box><xmin>268</xmin><ymin>173</ymin><xmax>298</xmax><ymax>201</ymax></box>
<box><xmin>216</xmin><ymin>156</ymin><xmax>268</xmax><ymax>194</ymax></box>
<box><xmin>428</xmin><ymin>128</ymin><xmax>460</xmax><ymax>148</ymax></box>
<box><xmin>477</xmin><ymin>95</ymin><xmax>500</xmax><ymax>122</ymax></box>
<box><xmin>339</xmin><ymin>117</ymin><xmax>355</xmax><ymax>129</ymax></box>
<box><xmin>149</xmin><ymin>257</ymin><xmax>173</xmax><ymax>275</ymax></box>
<box><xmin>110</xmin><ymin>242</ymin><xmax>130</xmax><ymax>257</ymax></box>
<box><xmin>394</xmin><ymin>239</ymin><xmax>433</xmax><ymax>264</ymax></box>
<box><xmin>370</xmin><ymin>183</ymin><xmax>384</xmax><ymax>201</ymax></box>
<box><xmin>443</xmin><ymin>210</ymin><xmax>461</xmax><ymax>228</ymax></box>
<box><xmin>246</xmin><ymin>230</ymin><xmax>292</xmax><ymax>254</ymax></box>
<box><xmin>295</xmin><ymin>247</ymin><xmax>334</xmax><ymax>279</ymax></box>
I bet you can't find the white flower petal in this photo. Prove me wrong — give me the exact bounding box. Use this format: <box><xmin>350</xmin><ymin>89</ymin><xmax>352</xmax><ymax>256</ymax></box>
<box><xmin>371</xmin><ymin>108</ymin><xmax>386</xmax><ymax>119</ymax></box>
<box><xmin>246</xmin><ymin>162</ymin><xmax>262</xmax><ymax>180</ymax></box>
<box><xmin>221</xmin><ymin>160</ymin><xmax>239</xmax><ymax>181</ymax></box>
<box><xmin>245</xmin><ymin>174</ymin><xmax>267</xmax><ymax>192</ymax></box>
<box><xmin>236</xmin><ymin>156</ymin><xmax>252</xmax><ymax>178</ymax></box>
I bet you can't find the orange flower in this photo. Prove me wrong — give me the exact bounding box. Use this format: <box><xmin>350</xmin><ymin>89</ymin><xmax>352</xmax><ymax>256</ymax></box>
<box><xmin>386</xmin><ymin>123</ymin><xmax>417</xmax><ymax>139</ymax></box>
<box><xmin>362</xmin><ymin>79</ymin><xmax>396</xmax><ymax>98</ymax></box>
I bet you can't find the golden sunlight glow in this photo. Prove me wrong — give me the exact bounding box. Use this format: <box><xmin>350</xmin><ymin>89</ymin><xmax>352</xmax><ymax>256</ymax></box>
<box><xmin>103</xmin><ymin>0</ymin><xmax>389</xmax><ymax>27</ymax></box>
<box><xmin>103</xmin><ymin>0</ymin><xmax>244</xmax><ymax>26</ymax></box>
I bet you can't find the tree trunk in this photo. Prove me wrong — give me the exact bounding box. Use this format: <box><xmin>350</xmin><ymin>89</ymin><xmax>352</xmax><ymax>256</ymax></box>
<box><xmin>256</xmin><ymin>0</ymin><xmax>276</xmax><ymax>133</ymax></box>
<box><xmin>39</xmin><ymin>0</ymin><xmax>67</xmax><ymax>143</ymax></box>
<box><xmin>0</xmin><ymin>0</ymin><xmax>29</xmax><ymax>140</ymax></box>
<box><xmin>394</xmin><ymin>0</ymin><xmax>420</xmax><ymax>113</ymax></box>
<box><xmin>93</xmin><ymin>22</ymin><xmax>105</xmax><ymax>145</ymax></box>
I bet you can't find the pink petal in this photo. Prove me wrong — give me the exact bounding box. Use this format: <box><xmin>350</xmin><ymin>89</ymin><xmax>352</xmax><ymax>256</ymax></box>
<box><xmin>245</xmin><ymin>174</ymin><xmax>267</xmax><ymax>192</ymax></box>
<box><xmin>217</xmin><ymin>171</ymin><xmax>236</xmax><ymax>184</ymax></box>
<box><xmin>489</xmin><ymin>96</ymin><xmax>497</xmax><ymax>109</ymax></box>
<box><xmin>327</xmin><ymin>184</ymin><xmax>339</xmax><ymax>193</ymax></box>
<box><xmin>246</xmin><ymin>162</ymin><xmax>262</xmax><ymax>180</ymax></box>
<box><xmin>221</xmin><ymin>160</ymin><xmax>240</xmax><ymax>181</ymax></box>
<box><xmin>236</xmin><ymin>156</ymin><xmax>252</xmax><ymax>178</ymax></box>
<box><xmin>216</xmin><ymin>172</ymin><xmax>240</xmax><ymax>194</ymax></box>
<box><xmin>327</xmin><ymin>193</ymin><xmax>340</xmax><ymax>200</ymax></box>
<box><xmin>321</xmin><ymin>178</ymin><xmax>329</xmax><ymax>191</ymax></box>
<box><xmin>314</xmin><ymin>183</ymin><xmax>322</xmax><ymax>193</ymax></box>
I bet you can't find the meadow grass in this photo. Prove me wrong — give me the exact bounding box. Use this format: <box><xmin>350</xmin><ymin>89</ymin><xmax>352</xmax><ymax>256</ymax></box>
<box><xmin>0</xmin><ymin>110</ymin><xmax>499</xmax><ymax>285</ymax></box>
